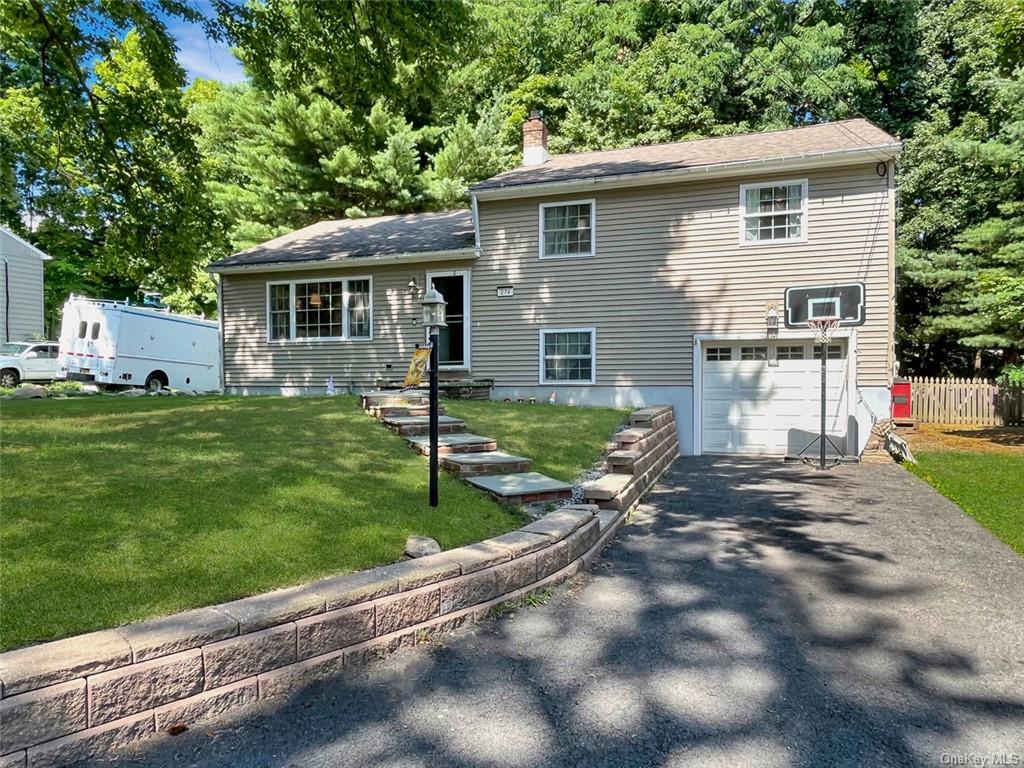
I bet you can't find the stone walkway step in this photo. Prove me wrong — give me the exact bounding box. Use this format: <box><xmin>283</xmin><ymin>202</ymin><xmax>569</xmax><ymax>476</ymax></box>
<box><xmin>466</xmin><ymin>472</ymin><xmax>573</xmax><ymax>505</ymax></box>
<box><xmin>360</xmin><ymin>390</ymin><xmax>428</xmax><ymax>409</ymax></box>
<box><xmin>383</xmin><ymin>415</ymin><xmax>466</xmax><ymax>437</ymax></box>
<box><xmin>407</xmin><ymin>433</ymin><xmax>498</xmax><ymax>455</ymax></box>
<box><xmin>581</xmin><ymin>473</ymin><xmax>632</xmax><ymax>501</ymax></box>
<box><xmin>376</xmin><ymin>404</ymin><xmax>442</xmax><ymax>419</ymax></box>
<box><xmin>441</xmin><ymin>451</ymin><xmax>532</xmax><ymax>477</ymax></box>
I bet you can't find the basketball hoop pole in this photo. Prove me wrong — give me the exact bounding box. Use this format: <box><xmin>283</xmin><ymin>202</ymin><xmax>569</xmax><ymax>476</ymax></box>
<box><xmin>819</xmin><ymin>338</ymin><xmax>827</xmax><ymax>471</ymax></box>
<box><xmin>805</xmin><ymin>316</ymin><xmax>840</xmax><ymax>470</ymax></box>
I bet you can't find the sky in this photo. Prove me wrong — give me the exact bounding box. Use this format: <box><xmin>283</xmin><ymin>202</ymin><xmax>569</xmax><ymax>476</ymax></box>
<box><xmin>162</xmin><ymin>2</ymin><xmax>247</xmax><ymax>84</ymax></box>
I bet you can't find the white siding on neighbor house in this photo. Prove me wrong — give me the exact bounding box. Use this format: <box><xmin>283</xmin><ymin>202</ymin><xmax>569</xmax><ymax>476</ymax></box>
<box><xmin>473</xmin><ymin>163</ymin><xmax>894</xmax><ymax>390</ymax></box>
<box><xmin>220</xmin><ymin>260</ymin><xmax>476</xmax><ymax>391</ymax></box>
<box><xmin>0</xmin><ymin>229</ymin><xmax>46</xmax><ymax>342</ymax></box>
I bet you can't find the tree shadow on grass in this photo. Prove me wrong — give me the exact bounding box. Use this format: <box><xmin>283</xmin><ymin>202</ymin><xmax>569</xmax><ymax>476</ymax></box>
<box><xmin>120</xmin><ymin>457</ymin><xmax>1024</xmax><ymax>768</ymax></box>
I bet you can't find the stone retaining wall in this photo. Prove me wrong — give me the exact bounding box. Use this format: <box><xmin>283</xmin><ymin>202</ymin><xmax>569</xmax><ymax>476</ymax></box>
<box><xmin>0</xmin><ymin>504</ymin><xmax>630</xmax><ymax>768</ymax></box>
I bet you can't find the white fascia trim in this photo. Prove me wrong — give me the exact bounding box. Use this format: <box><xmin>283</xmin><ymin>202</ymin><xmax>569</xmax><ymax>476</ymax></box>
<box><xmin>208</xmin><ymin>247</ymin><xmax>479</xmax><ymax>275</ymax></box>
<box><xmin>0</xmin><ymin>226</ymin><xmax>52</xmax><ymax>260</ymax></box>
<box><xmin>472</xmin><ymin>144</ymin><xmax>903</xmax><ymax>201</ymax></box>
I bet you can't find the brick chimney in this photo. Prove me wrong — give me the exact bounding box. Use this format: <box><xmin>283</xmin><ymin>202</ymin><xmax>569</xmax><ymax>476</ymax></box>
<box><xmin>522</xmin><ymin>110</ymin><xmax>548</xmax><ymax>166</ymax></box>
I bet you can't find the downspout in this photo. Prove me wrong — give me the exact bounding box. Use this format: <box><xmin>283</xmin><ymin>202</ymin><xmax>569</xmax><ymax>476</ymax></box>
<box><xmin>4</xmin><ymin>258</ymin><xmax>9</xmax><ymax>343</ymax></box>
<box><xmin>215</xmin><ymin>273</ymin><xmax>225</xmax><ymax>392</ymax></box>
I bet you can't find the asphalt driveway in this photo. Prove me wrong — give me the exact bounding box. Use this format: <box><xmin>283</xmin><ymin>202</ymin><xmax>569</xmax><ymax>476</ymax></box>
<box><xmin>122</xmin><ymin>458</ymin><xmax>1024</xmax><ymax>768</ymax></box>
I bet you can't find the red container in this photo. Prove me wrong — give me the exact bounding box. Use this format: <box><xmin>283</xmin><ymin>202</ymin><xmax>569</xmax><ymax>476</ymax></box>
<box><xmin>891</xmin><ymin>379</ymin><xmax>911</xmax><ymax>420</ymax></box>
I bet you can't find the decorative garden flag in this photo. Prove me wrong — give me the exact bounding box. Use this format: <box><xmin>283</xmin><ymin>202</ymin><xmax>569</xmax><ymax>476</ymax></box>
<box><xmin>403</xmin><ymin>343</ymin><xmax>432</xmax><ymax>389</ymax></box>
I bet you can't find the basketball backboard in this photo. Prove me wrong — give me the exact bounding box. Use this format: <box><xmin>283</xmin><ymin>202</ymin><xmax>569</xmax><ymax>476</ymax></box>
<box><xmin>784</xmin><ymin>282</ymin><xmax>865</xmax><ymax>328</ymax></box>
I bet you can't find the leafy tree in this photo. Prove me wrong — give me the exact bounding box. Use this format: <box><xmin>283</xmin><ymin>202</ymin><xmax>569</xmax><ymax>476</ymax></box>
<box><xmin>0</xmin><ymin>0</ymin><xmax>226</xmax><ymax>326</ymax></box>
<box><xmin>895</xmin><ymin>0</ymin><xmax>1022</xmax><ymax>375</ymax></box>
<box><xmin>190</xmin><ymin>82</ymin><xmax>508</xmax><ymax>253</ymax></box>
<box><xmin>218</xmin><ymin>0</ymin><xmax>474</xmax><ymax>122</ymax></box>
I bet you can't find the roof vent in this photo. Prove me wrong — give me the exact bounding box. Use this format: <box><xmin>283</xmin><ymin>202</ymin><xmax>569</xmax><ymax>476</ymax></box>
<box><xmin>522</xmin><ymin>110</ymin><xmax>548</xmax><ymax>166</ymax></box>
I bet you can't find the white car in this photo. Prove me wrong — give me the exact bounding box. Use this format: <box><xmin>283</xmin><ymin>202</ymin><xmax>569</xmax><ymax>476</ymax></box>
<box><xmin>0</xmin><ymin>341</ymin><xmax>60</xmax><ymax>387</ymax></box>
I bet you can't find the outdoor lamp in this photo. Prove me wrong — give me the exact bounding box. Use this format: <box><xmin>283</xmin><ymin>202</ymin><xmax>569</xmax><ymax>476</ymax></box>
<box><xmin>766</xmin><ymin>305</ymin><xmax>779</xmax><ymax>338</ymax></box>
<box><xmin>421</xmin><ymin>287</ymin><xmax>447</xmax><ymax>329</ymax></box>
<box><xmin>419</xmin><ymin>286</ymin><xmax>446</xmax><ymax>509</ymax></box>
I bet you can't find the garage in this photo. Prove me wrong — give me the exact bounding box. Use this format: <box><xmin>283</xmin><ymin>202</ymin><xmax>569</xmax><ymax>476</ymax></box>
<box><xmin>700</xmin><ymin>340</ymin><xmax>850</xmax><ymax>455</ymax></box>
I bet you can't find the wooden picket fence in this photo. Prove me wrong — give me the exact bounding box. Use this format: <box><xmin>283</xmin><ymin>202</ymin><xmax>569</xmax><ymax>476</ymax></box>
<box><xmin>909</xmin><ymin>377</ymin><xmax>1024</xmax><ymax>426</ymax></box>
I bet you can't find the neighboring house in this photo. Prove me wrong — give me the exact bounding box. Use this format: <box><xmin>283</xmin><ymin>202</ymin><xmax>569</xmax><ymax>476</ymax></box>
<box><xmin>0</xmin><ymin>226</ymin><xmax>50</xmax><ymax>343</ymax></box>
<box><xmin>208</xmin><ymin>116</ymin><xmax>901</xmax><ymax>458</ymax></box>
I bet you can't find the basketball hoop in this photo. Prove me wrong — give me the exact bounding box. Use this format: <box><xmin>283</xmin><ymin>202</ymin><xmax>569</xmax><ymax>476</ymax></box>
<box><xmin>807</xmin><ymin>316</ymin><xmax>840</xmax><ymax>344</ymax></box>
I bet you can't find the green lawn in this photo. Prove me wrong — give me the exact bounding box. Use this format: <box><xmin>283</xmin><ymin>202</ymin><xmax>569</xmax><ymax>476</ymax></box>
<box><xmin>909</xmin><ymin>451</ymin><xmax>1024</xmax><ymax>555</ymax></box>
<box><xmin>0</xmin><ymin>395</ymin><xmax>621</xmax><ymax>651</ymax></box>
<box><xmin>443</xmin><ymin>399</ymin><xmax>628</xmax><ymax>481</ymax></box>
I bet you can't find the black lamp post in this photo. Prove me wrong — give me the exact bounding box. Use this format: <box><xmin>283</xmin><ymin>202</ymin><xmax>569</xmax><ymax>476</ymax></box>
<box><xmin>420</xmin><ymin>287</ymin><xmax>446</xmax><ymax>507</ymax></box>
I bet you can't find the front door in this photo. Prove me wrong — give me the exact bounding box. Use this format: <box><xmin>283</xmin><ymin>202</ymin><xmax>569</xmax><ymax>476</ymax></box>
<box><xmin>425</xmin><ymin>270</ymin><xmax>470</xmax><ymax>369</ymax></box>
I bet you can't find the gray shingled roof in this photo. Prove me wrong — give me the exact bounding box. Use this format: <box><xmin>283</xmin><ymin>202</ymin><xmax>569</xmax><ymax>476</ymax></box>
<box><xmin>209</xmin><ymin>209</ymin><xmax>475</xmax><ymax>269</ymax></box>
<box><xmin>471</xmin><ymin>119</ymin><xmax>899</xmax><ymax>192</ymax></box>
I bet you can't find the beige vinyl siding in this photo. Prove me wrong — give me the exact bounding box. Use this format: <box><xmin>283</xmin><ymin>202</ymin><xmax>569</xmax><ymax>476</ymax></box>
<box><xmin>221</xmin><ymin>260</ymin><xmax>475</xmax><ymax>389</ymax></box>
<box><xmin>0</xmin><ymin>230</ymin><xmax>46</xmax><ymax>342</ymax></box>
<box><xmin>473</xmin><ymin>164</ymin><xmax>892</xmax><ymax>388</ymax></box>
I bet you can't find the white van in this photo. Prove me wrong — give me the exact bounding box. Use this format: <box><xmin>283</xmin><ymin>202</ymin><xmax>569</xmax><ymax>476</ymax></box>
<box><xmin>57</xmin><ymin>295</ymin><xmax>220</xmax><ymax>391</ymax></box>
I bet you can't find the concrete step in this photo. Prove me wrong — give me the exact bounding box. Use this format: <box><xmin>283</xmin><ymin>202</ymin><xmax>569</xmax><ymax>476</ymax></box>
<box><xmin>441</xmin><ymin>451</ymin><xmax>532</xmax><ymax>477</ymax></box>
<box><xmin>383</xmin><ymin>415</ymin><xmax>466</xmax><ymax>437</ymax></box>
<box><xmin>629</xmin><ymin>405</ymin><xmax>674</xmax><ymax>431</ymax></box>
<box><xmin>580</xmin><ymin>473</ymin><xmax>633</xmax><ymax>502</ymax></box>
<box><xmin>408</xmin><ymin>433</ymin><xmax>498</xmax><ymax>455</ymax></box>
<box><xmin>466</xmin><ymin>472</ymin><xmax>573</xmax><ymax>505</ymax></box>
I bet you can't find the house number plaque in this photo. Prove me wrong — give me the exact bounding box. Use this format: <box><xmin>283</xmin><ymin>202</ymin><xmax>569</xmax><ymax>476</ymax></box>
<box><xmin>496</xmin><ymin>286</ymin><xmax>514</xmax><ymax>297</ymax></box>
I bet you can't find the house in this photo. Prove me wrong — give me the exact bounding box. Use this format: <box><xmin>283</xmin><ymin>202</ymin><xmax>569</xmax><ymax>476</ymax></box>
<box><xmin>208</xmin><ymin>115</ymin><xmax>901</xmax><ymax>458</ymax></box>
<box><xmin>0</xmin><ymin>226</ymin><xmax>50</xmax><ymax>343</ymax></box>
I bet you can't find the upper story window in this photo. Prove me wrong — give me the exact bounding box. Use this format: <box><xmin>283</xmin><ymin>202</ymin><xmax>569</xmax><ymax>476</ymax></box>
<box><xmin>539</xmin><ymin>200</ymin><xmax>595</xmax><ymax>259</ymax></box>
<box><xmin>739</xmin><ymin>180</ymin><xmax>807</xmax><ymax>244</ymax></box>
<box><xmin>267</xmin><ymin>278</ymin><xmax>372</xmax><ymax>342</ymax></box>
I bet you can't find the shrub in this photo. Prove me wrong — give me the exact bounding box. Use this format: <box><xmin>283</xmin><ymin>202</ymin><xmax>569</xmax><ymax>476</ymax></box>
<box><xmin>46</xmin><ymin>380</ymin><xmax>84</xmax><ymax>395</ymax></box>
<box><xmin>996</xmin><ymin>363</ymin><xmax>1024</xmax><ymax>387</ymax></box>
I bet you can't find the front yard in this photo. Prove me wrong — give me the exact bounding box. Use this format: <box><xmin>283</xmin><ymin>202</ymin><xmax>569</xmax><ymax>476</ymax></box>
<box><xmin>906</xmin><ymin>424</ymin><xmax>1024</xmax><ymax>556</ymax></box>
<box><xmin>0</xmin><ymin>395</ymin><xmax>624</xmax><ymax>651</ymax></box>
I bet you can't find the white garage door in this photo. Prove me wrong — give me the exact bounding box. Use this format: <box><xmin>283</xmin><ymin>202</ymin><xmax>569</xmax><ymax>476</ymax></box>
<box><xmin>701</xmin><ymin>341</ymin><xmax>850</xmax><ymax>456</ymax></box>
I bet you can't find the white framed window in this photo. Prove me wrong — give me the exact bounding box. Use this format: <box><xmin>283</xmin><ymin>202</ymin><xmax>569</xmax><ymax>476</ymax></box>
<box><xmin>539</xmin><ymin>328</ymin><xmax>595</xmax><ymax>384</ymax></box>
<box><xmin>776</xmin><ymin>344</ymin><xmax>805</xmax><ymax>360</ymax></box>
<box><xmin>740</xmin><ymin>346</ymin><xmax>768</xmax><ymax>361</ymax></box>
<box><xmin>739</xmin><ymin>179</ymin><xmax>807</xmax><ymax>244</ymax></box>
<box><xmin>266</xmin><ymin>277</ymin><xmax>373</xmax><ymax>342</ymax></box>
<box><xmin>812</xmin><ymin>343</ymin><xmax>845</xmax><ymax>360</ymax></box>
<box><xmin>539</xmin><ymin>200</ymin><xmax>595</xmax><ymax>259</ymax></box>
<box><xmin>706</xmin><ymin>346</ymin><xmax>732</xmax><ymax>361</ymax></box>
